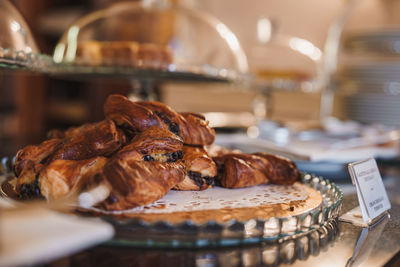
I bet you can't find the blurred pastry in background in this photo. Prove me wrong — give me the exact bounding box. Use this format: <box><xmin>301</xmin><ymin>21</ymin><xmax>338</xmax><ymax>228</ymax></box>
<box><xmin>75</xmin><ymin>40</ymin><xmax>172</xmax><ymax>69</ymax></box>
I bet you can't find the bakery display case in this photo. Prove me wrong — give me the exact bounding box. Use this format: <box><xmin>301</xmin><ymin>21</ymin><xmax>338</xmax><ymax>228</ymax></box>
<box><xmin>0</xmin><ymin>1</ymin><xmax>400</xmax><ymax>267</ymax></box>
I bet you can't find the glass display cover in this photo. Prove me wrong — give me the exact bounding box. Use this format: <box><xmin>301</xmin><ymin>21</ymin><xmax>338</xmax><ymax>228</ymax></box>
<box><xmin>52</xmin><ymin>1</ymin><xmax>249</xmax><ymax>82</ymax></box>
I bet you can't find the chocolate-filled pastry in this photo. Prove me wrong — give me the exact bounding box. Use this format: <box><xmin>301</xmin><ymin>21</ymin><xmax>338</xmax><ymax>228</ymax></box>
<box><xmin>213</xmin><ymin>153</ymin><xmax>271</xmax><ymax>188</ymax></box>
<box><xmin>14</xmin><ymin>138</ymin><xmax>64</xmax><ymax>193</ymax></box>
<box><xmin>174</xmin><ymin>146</ymin><xmax>217</xmax><ymax>191</ymax></box>
<box><xmin>99</xmin><ymin>160</ymin><xmax>185</xmax><ymax>210</ymax></box>
<box><xmin>117</xmin><ymin>126</ymin><xmax>183</xmax><ymax>163</ymax></box>
<box><xmin>104</xmin><ymin>95</ymin><xmax>164</xmax><ymax>134</ymax></box>
<box><xmin>253</xmin><ymin>153</ymin><xmax>301</xmax><ymax>185</ymax></box>
<box><xmin>214</xmin><ymin>153</ymin><xmax>300</xmax><ymax>188</ymax></box>
<box><xmin>47</xmin><ymin>120</ymin><xmax>113</xmax><ymax>140</ymax></box>
<box><xmin>39</xmin><ymin>157</ymin><xmax>108</xmax><ymax>201</ymax></box>
<box><xmin>179</xmin><ymin>113</ymin><xmax>215</xmax><ymax>146</ymax></box>
<box><xmin>14</xmin><ymin>139</ymin><xmax>63</xmax><ymax>177</ymax></box>
<box><xmin>104</xmin><ymin>95</ymin><xmax>215</xmax><ymax>145</ymax></box>
<box><xmin>138</xmin><ymin>102</ymin><xmax>215</xmax><ymax>145</ymax></box>
<box><xmin>49</xmin><ymin>120</ymin><xmax>126</xmax><ymax>161</ymax></box>
<box><xmin>78</xmin><ymin>126</ymin><xmax>185</xmax><ymax>211</ymax></box>
<box><xmin>135</xmin><ymin>101</ymin><xmax>181</xmax><ymax>136</ymax></box>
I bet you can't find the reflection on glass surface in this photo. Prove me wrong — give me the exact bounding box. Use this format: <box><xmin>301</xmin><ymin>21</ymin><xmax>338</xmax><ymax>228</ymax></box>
<box><xmin>0</xmin><ymin>0</ymin><xmax>45</xmax><ymax>69</ymax></box>
<box><xmin>0</xmin><ymin>0</ymin><xmax>38</xmax><ymax>54</ymax></box>
<box><xmin>254</xmin><ymin>16</ymin><xmax>322</xmax><ymax>92</ymax></box>
<box><xmin>289</xmin><ymin>37</ymin><xmax>322</xmax><ymax>62</ymax></box>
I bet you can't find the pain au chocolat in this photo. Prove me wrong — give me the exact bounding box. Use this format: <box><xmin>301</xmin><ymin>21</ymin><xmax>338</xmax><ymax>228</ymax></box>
<box><xmin>174</xmin><ymin>145</ymin><xmax>217</xmax><ymax>191</ymax></box>
<box><xmin>11</xmin><ymin>94</ymin><xmax>319</xmax><ymax>220</ymax></box>
<box><xmin>104</xmin><ymin>94</ymin><xmax>215</xmax><ymax>145</ymax></box>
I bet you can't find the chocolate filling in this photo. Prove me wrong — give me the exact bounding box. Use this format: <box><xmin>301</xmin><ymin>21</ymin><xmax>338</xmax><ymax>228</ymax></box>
<box><xmin>188</xmin><ymin>171</ymin><xmax>203</xmax><ymax>188</ymax></box>
<box><xmin>19</xmin><ymin>176</ymin><xmax>43</xmax><ymax>200</ymax></box>
<box><xmin>118</xmin><ymin>123</ymin><xmax>136</xmax><ymax>141</ymax></box>
<box><xmin>106</xmin><ymin>193</ymin><xmax>118</xmax><ymax>204</ymax></box>
<box><xmin>154</xmin><ymin>111</ymin><xmax>180</xmax><ymax>136</ymax></box>
<box><xmin>203</xmin><ymin>176</ymin><xmax>214</xmax><ymax>186</ymax></box>
<box><xmin>214</xmin><ymin>163</ymin><xmax>225</xmax><ymax>186</ymax></box>
<box><xmin>142</xmin><ymin>150</ymin><xmax>183</xmax><ymax>163</ymax></box>
<box><xmin>188</xmin><ymin>171</ymin><xmax>214</xmax><ymax>188</ymax></box>
<box><xmin>143</xmin><ymin>155</ymin><xmax>154</xmax><ymax>161</ymax></box>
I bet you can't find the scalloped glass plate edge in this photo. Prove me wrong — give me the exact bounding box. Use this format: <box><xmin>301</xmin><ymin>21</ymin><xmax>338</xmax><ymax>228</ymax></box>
<box><xmin>106</xmin><ymin>173</ymin><xmax>343</xmax><ymax>248</ymax></box>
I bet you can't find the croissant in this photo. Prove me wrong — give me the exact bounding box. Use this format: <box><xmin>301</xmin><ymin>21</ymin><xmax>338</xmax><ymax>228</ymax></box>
<box><xmin>174</xmin><ymin>146</ymin><xmax>217</xmax><ymax>191</ymax></box>
<box><xmin>104</xmin><ymin>95</ymin><xmax>215</xmax><ymax>145</ymax></box>
<box><xmin>213</xmin><ymin>153</ymin><xmax>300</xmax><ymax>188</ymax></box>
<box><xmin>39</xmin><ymin>157</ymin><xmax>108</xmax><ymax>201</ymax></box>
<box><xmin>135</xmin><ymin>102</ymin><xmax>215</xmax><ymax>145</ymax></box>
<box><xmin>14</xmin><ymin>138</ymin><xmax>63</xmax><ymax>177</ymax></box>
<box><xmin>81</xmin><ymin>126</ymin><xmax>185</xmax><ymax>210</ymax></box>
<box><xmin>47</xmin><ymin>120</ymin><xmax>115</xmax><ymax>140</ymax></box>
<box><xmin>14</xmin><ymin>139</ymin><xmax>63</xmax><ymax>197</ymax></box>
<box><xmin>179</xmin><ymin>113</ymin><xmax>215</xmax><ymax>146</ymax></box>
<box><xmin>99</xmin><ymin>160</ymin><xmax>185</xmax><ymax>210</ymax></box>
<box><xmin>104</xmin><ymin>94</ymin><xmax>163</xmax><ymax>136</ymax></box>
<box><xmin>135</xmin><ymin>101</ymin><xmax>181</xmax><ymax>136</ymax></box>
<box><xmin>253</xmin><ymin>153</ymin><xmax>301</xmax><ymax>185</ymax></box>
<box><xmin>117</xmin><ymin>126</ymin><xmax>183</xmax><ymax>162</ymax></box>
<box><xmin>49</xmin><ymin>119</ymin><xmax>126</xmax><ymax>161</ymax></box>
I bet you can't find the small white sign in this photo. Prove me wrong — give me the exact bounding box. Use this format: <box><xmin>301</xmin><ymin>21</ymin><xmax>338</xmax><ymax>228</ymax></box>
<box><xmin>348</xmin><ymin>158</ymin><xmax>391</xmax><ymax>224</ymax></box>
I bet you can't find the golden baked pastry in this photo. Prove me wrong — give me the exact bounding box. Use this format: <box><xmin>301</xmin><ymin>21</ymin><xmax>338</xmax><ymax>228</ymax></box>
<box><xmin>12</xmin><ymin>94</ymin><xmax>305</xmax><ymax>215</ymax></box>
<box><xmin>174</xmin><ymin>146</ymin><xmax>217</xmax><ymax>191</ymax></box>
<box><xmin>14</xmin><ymin>139</ymin><xmax>63</xmax><ymax>199</ymax></box>
<box><xmin>15</xmin><ymin>120</ymin><xmax>125</xmax><ymax>199</ymax></box>
<box><xmin>213</xmin><ymin>153</ymin><xmax>300</xmax><ymax>188</ymax></box>
<box><xmin>40</xmin><ymin>157</ymin><xmax>107</xmax><ymax>201</ymax></box>
<box><xmin>75</xmin><ymin>41</ymin><xmax>103</xmax><ymax>66</ymax></box>
<box><xmin>75</xmin><ymin>41</ymin><xmax>172</xmax><ymax>69</ymax></box>
<box><xmin>100</xmin><ymin>41</ymin><xmax>139</xmax><ymax>67</ymax></box>
<box><xmin>49</xmin><ymin>119</ymin><xmax>126</xmax><ymax>161</ymax></box>
<box><xmin>104</xmin><ymin>94</ymin><xmax>215</xmax><ymax>145</ymax></box>
<box><xmin>88</xmin><ymin>127</ymin><xmax>185</xmax><ymax>210</ymax></box>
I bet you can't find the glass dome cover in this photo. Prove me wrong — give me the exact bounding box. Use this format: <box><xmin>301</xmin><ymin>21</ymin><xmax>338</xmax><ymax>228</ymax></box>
<box><xmin>0</xmin><ymin>0</ymin><xmax>49</xmax><ymax>70</ymax></box>
<box><xmin>53</xmin><ymin>1</ymin><xmax>249</xmax><ymax>81</ymax></box>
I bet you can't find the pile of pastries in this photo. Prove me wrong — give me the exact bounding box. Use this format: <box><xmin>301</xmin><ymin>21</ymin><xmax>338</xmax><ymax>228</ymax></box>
<box><xmin>13</xmin><ymin>95</ymin><xmax>300</xmax><ymax>211</ymax></box>
<box><xmin>75</xmin><ymin>41</ymin><xmax>172</xmax><ymax>69</ymax></box>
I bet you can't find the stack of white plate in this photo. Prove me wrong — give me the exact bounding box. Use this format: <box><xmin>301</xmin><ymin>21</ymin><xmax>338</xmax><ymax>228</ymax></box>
<box><xmin>338</xmin><ymin>31</ymin><xmax>400</xmax><ymax>126</ymax></box>
<box><xmin>344</xmin><ymin>92</ymin><xmax>400</xmax><ymax>126</ymax></box>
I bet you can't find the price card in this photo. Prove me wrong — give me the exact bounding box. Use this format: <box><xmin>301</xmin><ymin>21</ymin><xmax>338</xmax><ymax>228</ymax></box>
<box><xmin>348</xmin><ymin>158</ymin><xmax>391</xmax><ymax>225</ymax></box>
